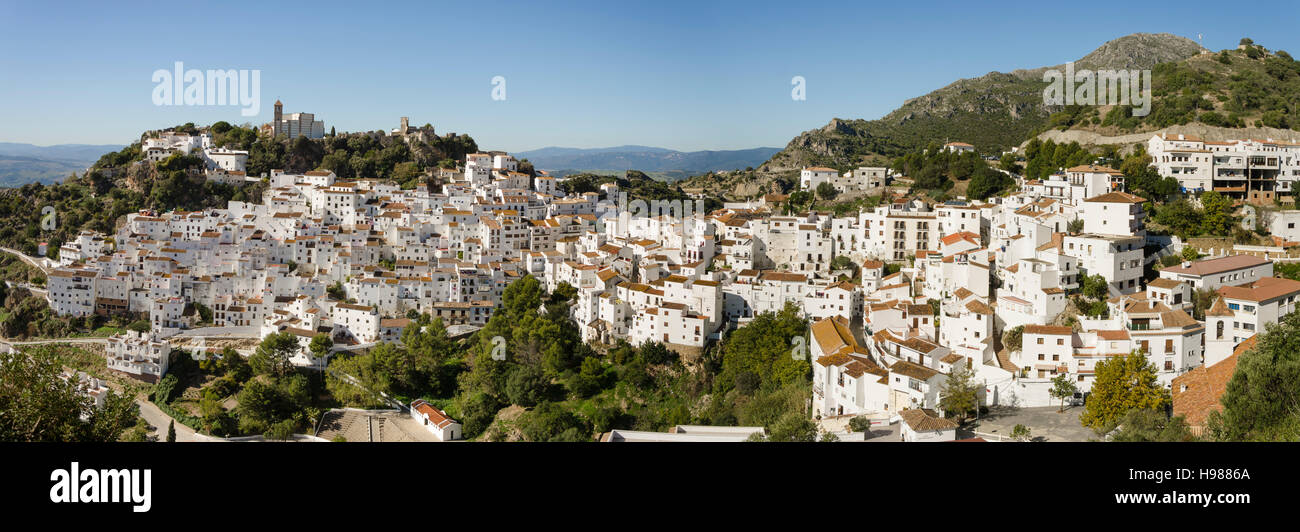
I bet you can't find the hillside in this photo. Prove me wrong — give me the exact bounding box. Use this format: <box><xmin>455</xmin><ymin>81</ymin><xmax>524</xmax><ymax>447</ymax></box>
<box><xmin>683</xmin><ymin>33</ymin><xmax>1214</xmax><ymax>198</ymax></box>
<box><xmin>514</xmin><ymin>145</ymin><xmax>780</xmax><ymax>181</ymax></box>
<box><xmin>1032</xmin><ymin>39</ymin><xmax>1300</xmax><ymax>148</ymax></box>
<box><xmin>0</xmin><ymin>122</ymin><xmax>480</xmax><ymax>257</ymax></box>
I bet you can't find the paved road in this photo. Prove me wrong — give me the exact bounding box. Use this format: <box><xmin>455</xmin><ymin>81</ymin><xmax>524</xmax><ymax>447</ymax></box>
<box><xmin>135</xmin><ymin>398</ymin><xmax>197</xmax><ymax>442</ymax></box>
<box><xmin>964</xmin><ymin>406</ymin><xmax>1096</xmax><ymax>442</ymax></box>
<box><xmin>0</xmin><ymin>247</ymin><xmax>52</xmax><ymax>274</ymax></box>
<box><xmin>3</xmin><ymin>280</ymin><xmax>47</xmax><ymax>297</ymax></box>
<box><xmin>171</xmin><ymin>326</ymin><xmax>260</xmax><ymax>339</ymax></box>
<box><xmin>1</xmin><ymin>337</ymin><xmax>109</xmax><ymax>346</ymax></box>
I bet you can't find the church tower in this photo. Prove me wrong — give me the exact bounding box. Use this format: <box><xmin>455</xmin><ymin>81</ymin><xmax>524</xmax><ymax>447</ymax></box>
<box><xmin>274</xmin><ymin>100</ymin><xmax>283</xmax><ymax>123</ymax></box>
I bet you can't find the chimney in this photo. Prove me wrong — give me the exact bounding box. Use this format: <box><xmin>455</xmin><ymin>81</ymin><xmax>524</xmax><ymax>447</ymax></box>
<box><xmin>1181</xmin><ymin>261</ymin><xmax>1191</xmax><ymax>268</ymax></box>
<box><xmin>1178</xmin><ymin>134</ymin><xmax>1185</xmax><ymax>140</ymax></box>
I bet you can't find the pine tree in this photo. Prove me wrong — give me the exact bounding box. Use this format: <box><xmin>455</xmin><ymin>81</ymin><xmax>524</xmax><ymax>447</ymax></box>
<box><xmin>166</xmin><ymin>420</ymin><xmax>176</xmax><ymax>442</ymax></box>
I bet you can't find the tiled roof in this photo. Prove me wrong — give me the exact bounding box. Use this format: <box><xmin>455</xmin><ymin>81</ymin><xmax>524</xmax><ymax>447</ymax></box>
<box><xmin>1083</xmin><ymin>191</ymin><xmax>1146</xmax><ymax>204</ymax></box>
<box><xmin>1172</xmin><ymin>336</ymin><xmax>1253</xmax><ymax>427</ymax></box>
<box><xmin>1217</xmin><ymin>276</ymin><xmax>1300</xmax><ymax>303</ymax></box>
<box><xmin>1023</xmin><ymin>324</ymin><xmax>1071</xmax><ymax>335</ymax></box>
<box><xmin>1160</xmin><ymin>255</ymin><xmax>1268</xmax><ymax>277</ymax></box>
<box><xmin>899</xmin><ymin>408</ymin><xmax>958</xmax><ymax>432</ymax></box>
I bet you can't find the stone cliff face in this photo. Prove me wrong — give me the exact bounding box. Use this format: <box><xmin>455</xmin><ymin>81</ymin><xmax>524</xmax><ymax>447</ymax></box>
<box><xmin>1074</xmin><ymin>32</ymin><xmax>1208</xmax><ymax>71</ymax></box>
<box><xmin>124</xmin><ymin>162</ymin><xmax>157</xmax><ymax>194</ymax></box>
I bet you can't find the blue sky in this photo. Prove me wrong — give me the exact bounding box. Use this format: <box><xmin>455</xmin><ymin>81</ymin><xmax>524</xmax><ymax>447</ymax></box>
<box><xmin>0</xmin><ymin>0</ymin><xmax>1295</xmax><ymax>152</ymax></box>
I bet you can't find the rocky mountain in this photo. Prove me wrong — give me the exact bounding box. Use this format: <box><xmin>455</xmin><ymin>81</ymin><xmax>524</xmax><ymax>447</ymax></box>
<box><xmin>1073</xmin><ymin>32</ymin><xmax>1208</xmax><ymax>70</ymax></box>
<box><xmin>697</xmin><ymin>33</ymin><xmax>1212</xmax><ymax>197</ymax></box>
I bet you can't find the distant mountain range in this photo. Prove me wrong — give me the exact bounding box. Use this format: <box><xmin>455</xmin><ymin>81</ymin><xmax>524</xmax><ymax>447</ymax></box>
<box><xmin>513</xmin><ymin>145</ymin><xmax>781</xmax><ymax>180</ymax></box>
<box><xmin>0</xmin><ymin>142</ymin><xmax>124</xmax><ymax>187</ymax></box>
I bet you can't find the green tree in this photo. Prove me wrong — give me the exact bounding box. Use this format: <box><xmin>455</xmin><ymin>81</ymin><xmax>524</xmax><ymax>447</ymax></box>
<box><xmin>998</xmin><ymin>153</ymin><xmax>1022</xmax><ymax>174</ymax></box>
<box><xmin>1209</xmin><ymin>311</ymin><xmax>1300</xmax><ymax>441</ymax></box>
<box><xmin>1111</xmin><ymin>408</ymin><xmax>1197</xmax><ymax>442</ymax></box>
<box><xmin>967</xmin><ymin>166</ymin><xmax>1013</xmax><ymax>200</ymax></box>
<box><xmin>939</xmin><ymin>365</ymin><xmax>979</xmax><ymax>421</ymax></box>
<box><xmin>458</xmin><ymin>392</ymin><xmax>502</xmax><ymax>439</ymax></box>
<box><xmin>1080</xmin><ymin>351</ymin><xmax>1170</xmax><ymax>433</ymax></box>
<box><xmin>848</xmin><ymin>415</ymin><xmax>872</xmax><ymax>433</ymax></box>
<box><xmin>154</xmin><ymin>373</ymin><xmax>180</xmax><ymax>404</ymax></box>
<box><xmin>549</xmin><ymin>282</ymin><xmax>578</xmax><ymax>304</ymax></box>
<box><xmin>1010</xmin><ymin>424</ymin><xmax>1032</xmax><ymax>442</ymax></box>
<box><xmin>767</xmin><ymin>412</ymin><xmax>818</xmax><ymax>442</ymax></box>
<box><xmin>0</xmin><ymin>350</ymin><xmax>138</xmax><ymax>442</ymax></box>
<box><xmin>1081</xmin><ymin>273</ymin><xmax>1110</xmax><ymax>301</ymax></box>
<box><xmin>1191</xmin><ymin>289</ymin><xmax>1218</xmax><ymax>321</ymax></box>
<box><xmin>639</xmin><ymin>341</ymin><xmax>677</xmax><ymax>366</ymax></box>
<box><xmin>1050</xmin><ymin>373</ymin><xmax>1078</xmax><ymax>413</ymax></box>
<box><xmin>249</xmin><ymin>331</ymin><xmax>299</xmax><ymax>378</ymax></box>
<box><xmin>326</xmin><ymin>281</ymin><xmax>346</xmax><ymax>300</ymax></box>
<box><xmin>264</xmin><ymin>419</ymin><xmax>295</xmax><ymax>441</ymax></box>
<box><xmin>504</xmin><ymin>365</ymin><xmax>549</xmax><ymax>407</ymax></box>
<box><xmin>166</xmin><ymin>420</ymin><xmax>176</xmax><ymax>442</ymax></box>
<box><xmin>192</xmin><ymin>302</ymin><xmax>213</xmax><ymax>324</ymax></box>
<box><xmin>1153</xmin><ymin>199</ymin><xmax>1203</xmax><ymax>238</ymax></box>
<box><xmin>829</xmin><ymin>255</ymin><xmax>857</xmax><ymax>274</ymax></box>
<box><xmin>236</xmin><ymin>375</ymin><xmax>311</xmax><ymax>435</ymax></box>
<box><xmin>519</xmin><ymin>401</ymin><xmax>590</xmax><ymax>442</ymax></box>
<box><xmin>1199</xmin><ymin>191</ymin><xmax>1236</xmax><ymax>236</ymax></box>
<box><xmin>1002</xmin><ymin>325</ymin><xmax>1024</xmax><ymax>353</ymax></box>
<box><xmin>221</xmin><ymin>346</ymin><xmax>251</xmax><ymax>381</ymax></box>
<box><xmin>815</xmin><ymin>182</ymin><xmax>838</xmax><ymax>201</ymax></box>
<box><xmin>717</xmin><ymin>303</ymin><xmax>809</xmax><ymax>394</ymax></box>
<box><xmin>788</xmin><ymin>191</ymin><xmax>812</xmax><ymax>210</ymax></box>
<box><xmin>308</xmin><ymin>333</ymin><xmax>333</xmax><ymax>364</ymax></box>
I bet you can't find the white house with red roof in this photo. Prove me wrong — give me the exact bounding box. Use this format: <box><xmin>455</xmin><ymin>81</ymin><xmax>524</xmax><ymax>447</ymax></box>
<box><xmin>1204</xmin><ymin>276</ymin><xmax>1300</xmax><ymax>366</ymax></box>
<box><xmin>1157</xmin><ymin>254</ymin><xmax>1272</xmax><ymax>292</ymax></box>
<box><xmin>942</xmin><ymin>142</ymin><xmax>974</xmax><ymax>154</ymax></box>
<box><xmin>410</xmin><ymin>399</ymin><xmax>462</xmax><ymax>441</ymax></box>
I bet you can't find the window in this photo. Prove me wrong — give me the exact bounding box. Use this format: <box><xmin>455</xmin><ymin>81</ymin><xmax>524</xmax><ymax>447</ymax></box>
<box><xmin>1037</xmin><ymin>338</ymin><xmax>1044</xmax><ymax>345</ymax></box>
<box><xmin>1056</xmin><ymin>338</ymin><xmax>1064</xmax><ymax>345</ymax></box>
